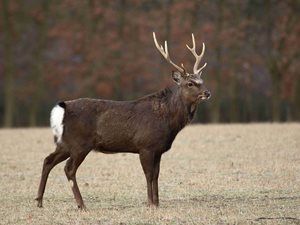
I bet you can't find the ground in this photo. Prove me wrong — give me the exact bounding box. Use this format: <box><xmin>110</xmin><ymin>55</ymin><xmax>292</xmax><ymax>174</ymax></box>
<box><xmin>0</xmin><ymin>124</ymin><xmax>299</xmax><ymax>225</ymax></box>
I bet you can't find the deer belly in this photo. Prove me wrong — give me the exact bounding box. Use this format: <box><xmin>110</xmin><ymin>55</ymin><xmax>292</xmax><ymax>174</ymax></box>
<box><xmin>94</xmin><ymin>133</ymin><xmax>139</xmax><ymax>153</ymax></box>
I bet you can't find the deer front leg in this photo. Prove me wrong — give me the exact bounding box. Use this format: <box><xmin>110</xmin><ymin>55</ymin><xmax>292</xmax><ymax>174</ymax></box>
<box><xmin>139</xmin><ymin>150</ymin><xmax>154</xmax><ymax>206</ymax></box>
<box><xmin>139</xmin><ymin>150</ymin><xmax>161</xmax><ymax>207</ymax></box>
<box><xmin>152</xmin><ymin>155</ymin><xmax>161</xmax><ymax>206</ymax></box>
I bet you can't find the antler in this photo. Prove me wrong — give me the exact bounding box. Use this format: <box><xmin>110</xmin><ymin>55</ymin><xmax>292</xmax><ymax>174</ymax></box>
<box><xmin>186</xmin><ymin>33</ymin><xmax>207</xmax><ymax>74</ymax></box>
<box><xmin>153</xmin><ymin>32</ymin><xmax>185</xmax><ymax>73</ymax></box>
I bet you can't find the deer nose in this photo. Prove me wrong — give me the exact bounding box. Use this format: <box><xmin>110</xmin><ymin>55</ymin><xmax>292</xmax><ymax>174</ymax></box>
<box><xmin>204</xmin><ymin>90</ymin><xmax>211</xmax><ymax>99</ymax></box>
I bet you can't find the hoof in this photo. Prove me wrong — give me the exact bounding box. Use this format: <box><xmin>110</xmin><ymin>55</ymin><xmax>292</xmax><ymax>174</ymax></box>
<box><xmin>147</xmin><ymin>202</ymin><xmax>159</xmax><ymax>208</ymax></box>
<box><xmin>78</xmin><ymin>204</ymin><xmax>87</xmax><ymax>212</ymax></box>
<box><xmin>35</xmin><ymin>197</ymin><xmax>43</xmax><ymax>208</ymax></box>
<box><xmin>151</xmin><ymin>204</ymin><xmax>159</xmax><ymax>208</ymax></box>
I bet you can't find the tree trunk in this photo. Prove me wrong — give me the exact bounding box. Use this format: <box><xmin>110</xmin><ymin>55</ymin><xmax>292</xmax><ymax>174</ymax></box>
<box><xmin>2</xmin><ymin>0</ymin><xmax>15</xmax><ymax>127</ymax></box>
<box><xmin>270</xmin><ymin>64</ymin><xmax>281</xmax><ymax>122</ymax></box>
<box><xmin>79</xmin><ymin>0</ymin><xmax>105</xmax><ymax>97</ymax></box>
<box><xmin>28</xmin><ymin>1</ymin><xmax>50</xmax><ymax>126</ymax></box>
<box><xmin>293</xmin><ymin>72</ymin><xmax>300</xmax><ymax>120</ymax></box>
<box><xmin>164</xmin><ymin>0</ymin><xmax>172</xmax><ymax>75</ymax></box>
<box><xmin>211</xmin><ymin>0</ymin><xmax>224</xmax><ymax>123</ymax></box>
<box><xmin>271</xmin><ymin>82</ymin><xmax>280</xmax><ymax>122</ymax></box>
<box><xmin>229</xmin><ymin>3</ymin><xmax>242</xmax><ymax>122</ymax></box>
<box><xmin>114</xmin><ymin>0</ymin><xmax>126</xmax><ymax>100</ymax></box>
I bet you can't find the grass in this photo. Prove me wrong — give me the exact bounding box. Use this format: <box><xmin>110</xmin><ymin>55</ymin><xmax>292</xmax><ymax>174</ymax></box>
<box><xmin>0</xmin><ymin>123</ymin><xmax>299</xmax><ymax>225</ymax></box>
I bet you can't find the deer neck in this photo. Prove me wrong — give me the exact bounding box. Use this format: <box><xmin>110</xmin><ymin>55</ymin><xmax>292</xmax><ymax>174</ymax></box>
<box><xmin>167</xmin><ymin>86</ymin><xmax>197</xmax><ymax>131</ymax></box>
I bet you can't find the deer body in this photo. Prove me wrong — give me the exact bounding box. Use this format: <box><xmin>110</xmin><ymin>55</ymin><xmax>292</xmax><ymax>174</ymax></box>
<box><xmin>36</xmin><ymin>32</ymin><xmax>210</xmax><ymax>210</ymax></box>
<box><xmin>64</xmin><ymin>87</ymin><xmax>190</xmax><ymax>155</ymax></box>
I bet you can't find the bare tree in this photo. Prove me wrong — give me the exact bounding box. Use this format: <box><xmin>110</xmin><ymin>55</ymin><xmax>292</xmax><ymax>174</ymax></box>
<box><xmin>29</xmin><ymin>0</ymin><xmax>51</xmax><ymax>126</ymax></box>
<box><xmin>2</xmin><ymin>0</ymin><xmax>15</xmax><ymax>127</ymax></box>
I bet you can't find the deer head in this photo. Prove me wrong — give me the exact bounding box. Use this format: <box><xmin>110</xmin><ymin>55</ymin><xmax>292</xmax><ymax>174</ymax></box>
<box><xmin>153</xmin><ymin>32</ymin><xmax>211</xmax><ymax>104</ymax></box>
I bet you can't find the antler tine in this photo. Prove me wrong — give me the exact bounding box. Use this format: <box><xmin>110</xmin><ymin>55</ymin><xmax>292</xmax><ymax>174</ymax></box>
<box><xmin>153</xmin><ymin>32</ymin><xmax>184</xmax><ymax>73</ymax></box>
<box><xmin>186</xmin><ymin>33</ymin><xmax>207</xmax><ymax>74</ymax></box>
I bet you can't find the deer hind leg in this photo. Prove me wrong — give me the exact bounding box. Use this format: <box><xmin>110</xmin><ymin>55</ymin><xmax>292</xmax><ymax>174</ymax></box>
<box><xmin>64</xmin><ymin>151</ymin><xmax>89</xmax><ymax>210</ymax></box>
<box><xmin>140</xmin><ymin>150</ymin><xmax>161</xmax><ymax>207</ymax></box>
<box><xmin>36</xmin><ymin>145</ymin><xmax>69</xmax><ymax>207</ymax></box>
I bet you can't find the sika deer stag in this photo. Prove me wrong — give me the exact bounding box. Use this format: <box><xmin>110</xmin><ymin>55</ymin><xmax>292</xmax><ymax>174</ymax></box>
<box><xmin>36</xmin><ymin>32</ymin><xmax>211</xmax><ymax>210</ymax></box>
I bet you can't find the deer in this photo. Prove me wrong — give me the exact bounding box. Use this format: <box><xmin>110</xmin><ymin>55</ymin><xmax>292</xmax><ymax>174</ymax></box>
<box><xmin>35</xmin><ymin>32</ymin><xmax>211</xmax><ymax>210</ymax></box>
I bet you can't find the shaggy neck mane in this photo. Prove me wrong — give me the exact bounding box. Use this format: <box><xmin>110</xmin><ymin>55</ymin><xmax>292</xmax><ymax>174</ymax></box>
<box><xmin>141</xmin><ymin>85</ymin><xmax>196</xmax><ymax>133</ymax></box>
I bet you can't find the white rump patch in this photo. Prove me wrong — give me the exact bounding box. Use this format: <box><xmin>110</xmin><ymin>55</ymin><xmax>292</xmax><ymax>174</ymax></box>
<box><xmin>50</xmin><ymin>104</ymin><xmax>65</xmax><ymax>143</ymax></box>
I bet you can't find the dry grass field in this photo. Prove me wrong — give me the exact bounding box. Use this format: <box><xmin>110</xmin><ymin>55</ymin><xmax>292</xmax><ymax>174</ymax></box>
<box><xmin>0</xmin><ymin>124</ymin><xmax>299</xmax><ymax>225</ymax></box>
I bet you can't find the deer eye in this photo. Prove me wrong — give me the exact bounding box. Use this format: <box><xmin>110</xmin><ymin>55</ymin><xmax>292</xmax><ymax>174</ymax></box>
<box><xmin>187</xmin><ymin>82</ymin><xmax>194</xmax><ymax>87</ymax></box>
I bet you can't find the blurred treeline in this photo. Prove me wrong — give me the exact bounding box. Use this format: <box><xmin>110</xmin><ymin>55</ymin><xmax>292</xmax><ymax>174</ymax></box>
<box><xmin>1</xmin><ymin>0</ymin><xmax>300</xmax><ymax>127</ymax></box>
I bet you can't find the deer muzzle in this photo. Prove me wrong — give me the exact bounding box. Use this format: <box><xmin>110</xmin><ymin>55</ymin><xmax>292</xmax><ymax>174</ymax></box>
<box><xmin>198</xmin><ymin>90</ymin><xmax>211</xmax><ymax>100</ymax></box>
<box><xmin>204</xmin><ymin>90</ymin><xmax>211</xmax><ymax>99</ymax></box>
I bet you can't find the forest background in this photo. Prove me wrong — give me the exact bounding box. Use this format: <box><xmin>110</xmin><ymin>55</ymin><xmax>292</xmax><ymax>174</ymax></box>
<box><xmin>1</xmin><ymin>0</ymin><xmax>300</xmax><ymax>127</ymax></box>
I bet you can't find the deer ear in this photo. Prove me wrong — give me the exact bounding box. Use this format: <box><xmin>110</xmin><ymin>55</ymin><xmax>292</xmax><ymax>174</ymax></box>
<box><xmin>172</xmin><ymin>71</ymin><xmax>183</xmax><ymax>85</ymax></box>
